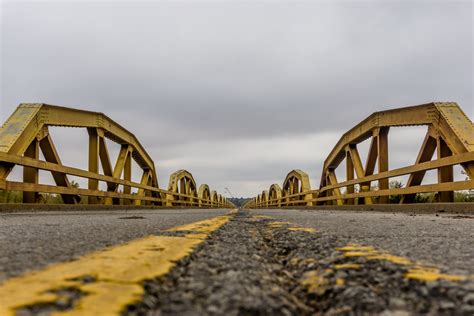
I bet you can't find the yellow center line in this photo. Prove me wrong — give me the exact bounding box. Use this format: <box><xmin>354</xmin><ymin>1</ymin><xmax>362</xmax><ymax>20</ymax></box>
<box><xmin>0</xmin><ymin>215</ymin><xmax>230</xmax><ymax>316</ymax></box>
<box><xmin>336</xmin><ymin>243</ymin><xmax>468</xmax><ymax>282</ymax></box>
<box><xmin>264</xmin><ymin>218</ymin><xmax>470</xmax><ymax>284</ymax></box>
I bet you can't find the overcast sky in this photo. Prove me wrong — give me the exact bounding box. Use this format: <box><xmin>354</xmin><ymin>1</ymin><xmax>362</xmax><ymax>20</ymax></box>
<box><xmin>1</xmin><ymin>0</ymin><xmax>472</xmax><ymax>197</ymax></box>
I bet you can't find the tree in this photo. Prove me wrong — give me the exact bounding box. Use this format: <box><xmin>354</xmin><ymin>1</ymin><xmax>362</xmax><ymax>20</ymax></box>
<box><xmin>388</xmin><ymin>180</ymin><xmax>403</xmax><ymax>204</ymax></box>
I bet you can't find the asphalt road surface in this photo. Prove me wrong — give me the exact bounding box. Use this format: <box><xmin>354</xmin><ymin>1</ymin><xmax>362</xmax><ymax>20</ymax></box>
<box><xmin>1</xmin><ymin>208</ymin><xmax>473</xmax><ymax>315</ymax></box>
<box><xmin>0</xmin><ymin>208</ymin><xmax>229</xmax><ymax>282</ymax></box>
<box><xmin>252</xmin><ymin>208</ymin><xmax>474</xmax><ymax>275</ymax></box>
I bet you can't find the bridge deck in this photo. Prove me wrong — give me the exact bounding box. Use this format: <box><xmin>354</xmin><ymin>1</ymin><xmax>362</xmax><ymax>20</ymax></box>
<box><xmin>1</xmin><ymin>208</ymin><xmax>473</xmax><ymax>315</ymax></box>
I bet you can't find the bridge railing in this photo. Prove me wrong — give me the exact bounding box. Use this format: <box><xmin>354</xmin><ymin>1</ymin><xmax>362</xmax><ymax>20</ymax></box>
<box><xmin>0</xmin><ymin>103</ymin><xmax>233</xmax><ymax>208</ymax></box>
<box><xmin>245</xmin><ymin>102</ymin><xmax>474</xmax><ymax>208</ymax></box>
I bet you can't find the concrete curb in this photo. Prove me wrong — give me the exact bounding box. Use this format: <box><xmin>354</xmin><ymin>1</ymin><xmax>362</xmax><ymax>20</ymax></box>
<box><xmin>0</xmin><ymin>204</ymin><xmax>229</xmax><ymax>213</ymax></box>
<box><xmin>248</xmin><ymin>203</ymin><xmax>474</xmax><ymax>214</ymax></box>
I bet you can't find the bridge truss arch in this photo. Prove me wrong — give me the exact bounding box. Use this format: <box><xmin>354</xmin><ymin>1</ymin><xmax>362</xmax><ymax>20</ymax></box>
<box><xmin>318</xmin><ymin>102</ymin><xmax>473</xmax><ymax>205</ymax></box>
<box><xmin>282</xmin><ymin>169</ymin><xmax>313</xmax><ymax>206</ymax></box>
<box><xmin>268</xmin><ymin>184</ymin><xmax>282</xmax><ymax>207</ymax></box>
<box><xmin>167</xmin><ymin>170</ymin><xmax>198</xmax><ymax>207</ymax></box>
<box><xmin>248</xmin><ymin>102</ymin><xmax>473</xmax><ymax>208</ymax></box>
<box><xmin>0</xmin><ymin>103</ymin><xmax>232</xmax><ymax>208</ymax></box>
<box><xmin>198</xmin><ymin>184</ymin><xmax>211</xmax><ymax>207</ymax></box>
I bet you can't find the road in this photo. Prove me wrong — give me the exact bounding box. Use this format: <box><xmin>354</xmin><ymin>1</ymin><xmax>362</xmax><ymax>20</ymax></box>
<box><xmin>1</xmin><ymin>208</ymin><xmax>473</xmax><ymax>315</ymax></box>
<box><xmin>253</xmin><ymin>208</ymin><xmax>474</xmax><ymax>275</ymax></box>
<box><xmin>0</xmin><ymin>208</ymin><xmax>229</xmax><ymax>282</ymax></box>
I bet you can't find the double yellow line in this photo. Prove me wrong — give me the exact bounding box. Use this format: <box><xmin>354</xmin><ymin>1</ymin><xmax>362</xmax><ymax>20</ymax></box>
<box><xmin>0</xmin><ymin>214</ymin><xmax>232</xmax><ymax>316</ymax></box>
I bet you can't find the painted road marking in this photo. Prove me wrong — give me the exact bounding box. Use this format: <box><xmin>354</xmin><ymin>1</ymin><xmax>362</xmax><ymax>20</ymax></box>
<box><xmin>0</xmin><ymin>215</ymin><xmax>231</xmax><ymax>316</ymax></box>
<box><xmin>262</xmin><ymin>216</ymin><xmax>470</xmax><ymax>284</ymax></box>
<box><xmin>336</xmin><ymin>243</ymin><xmax>468</xmax><ymax>282</ymax></box>
<box><xmin>263</xmin><ymin>218</ymin><xmax>317</xmax><ymax>233</ymax></box>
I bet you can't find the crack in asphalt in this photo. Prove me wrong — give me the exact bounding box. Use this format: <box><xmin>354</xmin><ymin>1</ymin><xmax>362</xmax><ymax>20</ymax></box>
<box><xmin>124</xmin><ymin>210</ymin><xmax>474</xmax><ymax>316</ymax></box>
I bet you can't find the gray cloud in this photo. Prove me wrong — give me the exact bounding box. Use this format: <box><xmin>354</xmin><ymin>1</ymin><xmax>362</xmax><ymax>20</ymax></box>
<box><xmin>1</xmin><ymin>0</ymin><xmax>472</xmax><ymax>197</ymax></box>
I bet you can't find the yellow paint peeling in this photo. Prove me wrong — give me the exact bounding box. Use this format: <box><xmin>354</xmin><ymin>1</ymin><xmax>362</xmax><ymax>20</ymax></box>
<box><xmin>287</xmin><ymin>227</ymin><xmax>317</xmax><ymax>233</ymax></box>
<box><xmin>334</xmin><ymin>264</ymin><xmax>361</xmax><ymax>270</ymax></box>
<box><xmin>336</xmin><ymin>278</ymin><xmax>345</xmax><ymax>286</ymax></box>
<box><xmin>343</xmin><ymin>251</ymin><xmax>377</xmax><ymax>257</ymax></box>
<box><xmin>268</xmin><ymin>221</ymin><xmax>291</xmax><ymax>228</ymax></box>
<box><xmin>301</xmin><ymin>270</ymin><xmax>329</xmax><ymax>296</ymax></box>
<box><xmin>335</xmin><ymin>242</ymin><xmax>468</xmax><ymax>283</ymax></box>
<box><xmin>336</xmin><ymin>245</ymin><xmax>376</xmax><ymax>252</ymax></box>
<box><xmin>366</xmin><ymin>254</ymin><xmax>412</xmax><ymax>265</ymax></box>
<box><xmin>405</xmin><ymin>268</ymin><xmax>467</xmax><ymax>282</ymax></box>
<box><xmin>0</xmin><ymin>215</ymin><xmax>230</xmax><ymax>316</ymax></box>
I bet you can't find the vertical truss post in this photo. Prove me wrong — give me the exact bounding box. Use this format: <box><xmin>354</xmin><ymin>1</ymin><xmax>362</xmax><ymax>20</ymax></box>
<box><xmin>437</xmin><ymin>137</ymin><xmax>454</xmax><ymax>202</ymax></box>
<box><xmin>23</xmin><ymin>139</ymin><xmax>39</xmax><ymax>203</ymax></box>
<box><xmin>88</xmin><ymin>128</ymin><xmax>100</xmax><ymax>204</ymax></box>
<box><xmin>185</xmin><ymin>180</ymin><xmax>191</xmax><ymax>206</ymax></box>
<box><xmin>324</xmin><ymin>173</ymin><xmax>332</xmax><ymax>204</ymax></box>
<box><xmin>345</xmin><ymin>146</ymin><xmax>355</xmax><ymax>205</ymax></box>
<box><xmin>123</xmin><ymin>149</ymin><xmax>132</xmax><ymax>205</ymax></box>
<box><xmin>180</xmin><ymin>179</ymin><xmax>186</xmax><ymax>206</ymax></box>
<box><xmin>289</xmin><ymin>179</ymin><xmax>294</xmax><ymax>206</ymax></box>
<box><xmin>145</xmin><ymin>174</ymin><xmax>153</xmax><ymax>206</ymax></box>
<box><xmin>378</xmin><ymin>127</ymin><xmax>389</xmax><ymax>203</ymax></box>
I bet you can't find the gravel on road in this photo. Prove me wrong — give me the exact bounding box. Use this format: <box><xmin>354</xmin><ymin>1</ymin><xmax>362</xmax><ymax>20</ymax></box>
<box><xmin>253</xmin><ymin>209</ymin><xmax>474</xmax><ymax>275</ymax></box>
<box><xmin>125</xmin><ymin>210</ymin><xmax>474</xmax><ymax>316</ymax></box>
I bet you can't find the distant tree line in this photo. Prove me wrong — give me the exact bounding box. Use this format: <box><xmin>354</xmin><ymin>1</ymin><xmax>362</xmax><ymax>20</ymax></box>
<box><xmin>229</xmin><ymin>197</ymin><xmax>251</xmax><ymax>207</ymax></box>
<box><xmin>0</xmin><ymin>180</ymin><xmax>81</xmax><ymax>204</ymax></box>
<box><xmin>1</xmin><ymin>180</ymin><xmax>472</xmax><ymax>204</ymax></box>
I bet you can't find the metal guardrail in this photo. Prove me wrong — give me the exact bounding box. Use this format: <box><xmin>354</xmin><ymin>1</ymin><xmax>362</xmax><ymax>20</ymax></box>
<box><xmin>0</xmin><ymin>103</ymin><xmax>234</xmax><ymax>208</ymax></box>
<box><xmin>245</xmin><ymin>102</ymin><xmax>474</xmax><ymax>208</ymax></box>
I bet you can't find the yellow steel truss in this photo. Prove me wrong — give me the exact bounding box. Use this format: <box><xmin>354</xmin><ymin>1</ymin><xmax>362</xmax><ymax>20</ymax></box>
<box><xmin>0</xmin><ymin>103</ymin><xmax>233</xmax><ymax>208</ymax></box>
<box><xmin>245</xmin><ymin>102</ymin><xmax>473</xmax><ymax>208</ymax></box>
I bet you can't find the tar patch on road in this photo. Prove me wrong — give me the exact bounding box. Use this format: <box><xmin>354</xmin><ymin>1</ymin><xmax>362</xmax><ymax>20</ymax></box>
<box><xmin>125</xmin><ymin>210</ymin><xmax>474</xmax><ymax>316</ymax></box>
